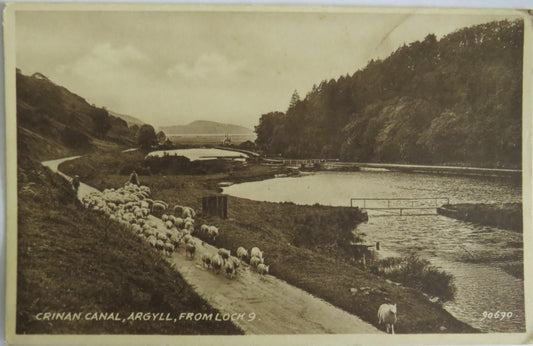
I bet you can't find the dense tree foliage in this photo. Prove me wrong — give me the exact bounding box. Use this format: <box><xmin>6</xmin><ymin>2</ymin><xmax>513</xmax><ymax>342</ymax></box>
<box><xmin>137</xmin><ymin>124</ymin><xmax>158</xmax><ymax>149</ymax></box>
<box><xmin>91</xmin><ymin>107</ymin><xmax>111</xmax><ymax>138</ymax></box>
<box><xmin>254</xmin><ymin>20</ymin><xmax>523</xmax><ymax>168</ymax></box>
<box><xmin>156</xmin><ymin>131</ymin><xmax>167</xmax><ymax>143</ymax></box>
<box><xmin>61</xmin><ymin>125</ymin><xmax>90</xmax><ymax>148</ymax></box>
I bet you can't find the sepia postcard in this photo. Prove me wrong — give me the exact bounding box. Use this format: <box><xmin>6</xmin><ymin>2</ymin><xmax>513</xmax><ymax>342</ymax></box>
<box><xmin>3</xmin><ymin>3</ymin><xmax>533</xmax><ymax>345</ymax></box>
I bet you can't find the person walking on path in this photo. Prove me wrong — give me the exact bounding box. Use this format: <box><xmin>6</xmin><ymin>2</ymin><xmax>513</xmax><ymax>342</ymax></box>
<box><xmin>72</xmin><ymin>175</ymin><xmax>80</xmax><ymax>193</ymax></box>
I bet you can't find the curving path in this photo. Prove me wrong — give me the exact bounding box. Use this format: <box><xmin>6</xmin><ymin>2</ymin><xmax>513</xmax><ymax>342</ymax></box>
<box><xmin>41</xmin><ymin>155</ymin><xmax>382</xmax><ymax>335</ymax></box>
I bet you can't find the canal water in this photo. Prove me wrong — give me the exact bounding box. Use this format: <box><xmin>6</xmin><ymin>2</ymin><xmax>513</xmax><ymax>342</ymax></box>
<box><xmin>223</xmin><ymin>171</ymin><xmax>524</xmax><ymax>332</ymax></box>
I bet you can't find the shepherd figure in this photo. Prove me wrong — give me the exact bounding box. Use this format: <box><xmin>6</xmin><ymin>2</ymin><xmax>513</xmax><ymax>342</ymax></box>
<box><xmin>129</xmin><ymin>170</ymin><xmax>140</xmax><ymax>186</ymax></box>
<box><xmin>72</xmin><ymin>175</ymin><xmax>80</xmax><ymax>193</ymax></box>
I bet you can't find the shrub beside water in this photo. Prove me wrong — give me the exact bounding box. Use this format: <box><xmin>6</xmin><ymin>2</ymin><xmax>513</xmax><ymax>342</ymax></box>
<box><xmin>372</xmin><ymin>254</ymin><xmax>456</xmax><ymax>302</ymax></box>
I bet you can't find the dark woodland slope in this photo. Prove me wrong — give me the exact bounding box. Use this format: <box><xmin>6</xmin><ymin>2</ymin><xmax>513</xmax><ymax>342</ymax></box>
<box><xmin>255</xmin><ymin>20</ymin><xmax>523</xmax><ymax>168</ymax></box>
<box><xmin>16</xmin><ymin>70</ymin><xmax>136</xmax><ymax>161</ymax></box>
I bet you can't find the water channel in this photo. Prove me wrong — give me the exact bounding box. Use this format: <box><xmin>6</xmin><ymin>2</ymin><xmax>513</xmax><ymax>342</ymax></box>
<box><xmin>223</xmin><ymin>170</ymin><xmax>525</xmax><ymax>332</ymax></box>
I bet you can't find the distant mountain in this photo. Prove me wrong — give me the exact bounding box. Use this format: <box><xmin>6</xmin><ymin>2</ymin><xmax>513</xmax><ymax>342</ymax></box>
<box><xmin>161</xmin><ymin>120</ymin><xmax>254</xmax><ymax>135</ymax></box>
<box><xmin>108</xmin><ymin>110</ymin><xmax>145</xmax><ymax>127</ymax></box>
<box><xmin>16</xmin><ymin>70</ymin><xmax>136</xmax><ymax>160</ymax></box>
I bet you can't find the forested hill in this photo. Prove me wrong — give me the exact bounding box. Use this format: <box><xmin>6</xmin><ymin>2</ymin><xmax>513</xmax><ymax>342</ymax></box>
<box><xmin>16</xmin><ymin>70</ymin><xmax>136</xmax><ymax>160</ymax></box>
<box><xmin>254</xmin><ymin>20</ymin><xmax>523</xmax><ymax>169</ymax></box>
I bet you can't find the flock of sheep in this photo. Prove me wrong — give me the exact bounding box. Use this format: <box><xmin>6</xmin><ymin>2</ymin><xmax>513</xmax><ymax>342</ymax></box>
<box><xmin>80</xmin><ymin>180</ymin><xmax>398</xmax><ymax>333</ymax></box>
<box><xmin>81</xmin><ymin>183</ymin><xmax>194</xmax><ymax>257</ymax></box>
<box><xmin>200</xmin><ymin>245</ymin><xmax>269</xmax><ymax>280</ymax></box>
<box><xmin>80</xmin><ymin>181</ymin><xmax>269</xmax><ymax>281</ymax></box>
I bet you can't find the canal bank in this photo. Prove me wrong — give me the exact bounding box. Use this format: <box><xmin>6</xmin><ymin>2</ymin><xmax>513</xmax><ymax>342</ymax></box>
<box><xmin>222</xmin><ymin>170</ymin><xmax>524</xmax><ymax>332</ymax></box>
<box><xmin>58</xmin><ymin>150</ymin><xmax>477</xmax><ymax>333</ymax></box>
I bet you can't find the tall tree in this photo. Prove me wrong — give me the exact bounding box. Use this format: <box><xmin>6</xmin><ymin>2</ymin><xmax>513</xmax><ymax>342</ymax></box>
<box><xmin>288</xmin><ymin>89</ymin><xmax>300</xmax><ymax>111</ymax></box>
<box><xmin>137</xmin><ymin>124</ymin><xmax>158</xmax><ymax>149</ymax></box>
<box><xmin>156</xmin><ymin>130</ymin><xmax>167</xmax><ymax>143</ymax></box>
<box><xmin>91</xmin><ymin>107</ymin><xmax>111</xmax><ymax>138</ymax></box>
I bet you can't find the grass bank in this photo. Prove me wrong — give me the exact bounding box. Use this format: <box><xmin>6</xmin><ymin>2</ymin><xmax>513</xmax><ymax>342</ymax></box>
<box><xmin>17</xmin><ymin>156</ymin><xmax>243</xmax><ymax>335</ymax></box>
<box><xmin>437</xmin><ymin>203</ymin><xmax>522</xmax><ymax>232</ymax></box>
<box><xmin>60</xmin><ymin>150</ymin><xmax>477</xmax><ymax>333</ymax></box>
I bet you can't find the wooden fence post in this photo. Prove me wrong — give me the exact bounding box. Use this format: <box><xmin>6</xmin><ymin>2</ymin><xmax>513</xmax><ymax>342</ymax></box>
<box><xmin>202</xmin><ymin>195</ymin><xmax>228</xmax><ymax>219</ymax></box>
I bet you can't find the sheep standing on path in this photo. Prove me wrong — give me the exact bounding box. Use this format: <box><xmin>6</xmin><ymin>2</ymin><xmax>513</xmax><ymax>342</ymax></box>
<box><xmin>377</xmin><ymin>303</ymin><xmax>397</xmax><ymax>334</ymax></box>
<box><xmin>224</xmin><ymin>260</ymin><xmax>236</xmax><ymax>279</ymax></box>
<box><xmin>218</xmin><ymin>248</ymin><xmax>231</xmax><ymax>263</ymax></box>
<box><xmin>211</xmin><ymin>254</ymin><xmax>223</xmax><ymax>274</ymax></box>
<box><xmin>185</xmin><ymin>242</ymin><xmax>196</xmax><ymax>259</ymax></box>
<box><xmin>201</xmin><ymin>253</ymin><xmax>212</xmax><ymax>269</ymax></box>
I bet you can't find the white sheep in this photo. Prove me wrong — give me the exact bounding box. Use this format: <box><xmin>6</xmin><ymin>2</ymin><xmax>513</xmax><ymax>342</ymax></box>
<box><xmin>250</xmin><ymin>256</ymin><xmax>263</xmax><ymax>269</ymax></box>
<box><xmin>201</xmin><ymin>253</ymin><xmax>212</xmax><ymax>269</ymax></box>
<box><xmin>156</xmin><ymin>239</ymin><xmax>165</xmax><ymax>251</ymax></box>
<box><xmin>164</xmin><ymin>242</ymin><xmax>175</xmax><ymax>254</ymax></box>
<box><xmin>230</xmin><ymin>256</ymin><xmax>241</xmax><ymax>270</ymax></box>
<box><xmin>211</xmin><ymin>254</ymin><xmax>223</xmax><ymax>274</ymax></box>
<box><xmin>170</xmin><ymin>234</ymin><xmax>182</xmax><ymax>248</ymax></box>
<box><xmin>183</xmin><ymin>207</ymin><xmax>196</xmax><ymax>219</ymax></box>
<box><xmin>185</xmin><ymin>242</ymin><xmax>196</xmax><ymax>259</ymax></box>
<box><xmin>174</xmin><ymin>217</ymin><xmax>184</xmax><ymax>227</ymax></box>
<box><xmin>182</xmin><ymin>234</ymin><xmax>193</xmax><ymax>245</ymax></box>
<box><xmin>152</xmin><ymin>202</ymin><xmax>167</xmax><ymax>214</ymax></box>
<box><xmin>224</xmin><ymin>260</ymin><xmax>236</xmax><ymax>279</ymax></box>
<box><xmin>236</xmin><ymin>247</ymin><xmax>248</xmax><ymax>261</ymax></box>
<box><xmin>147</xmin><ymin>236</ymin><xmax>157</xmax><ymax>247</ymax></box>
<box><xmin>208</xmin><ymin>226</ymin><xmax>219</xmax><ymax>241</ymax></box>
<box><xmin>377</xmin><ymin>303</ymin><xmax>397</xmax><ymax>334</ymax></box>
<box><xmin>257</xmin><ymin>263</ymin><xmax>269</xmax><ymax>277</ymax></box>
<box><xmin>184</xmin><ymin>221</ymin><xmax>194</xmax><ymax>231</ymax></box>
<box><xmin>217</xmin><ymin>248</ymin><xmax>231</xmax><ymax>261</ymax></box>
<box><xmin>250</xmin><ymin>247</ymin><xmax>263</xmax><ymax>259</ymax></box>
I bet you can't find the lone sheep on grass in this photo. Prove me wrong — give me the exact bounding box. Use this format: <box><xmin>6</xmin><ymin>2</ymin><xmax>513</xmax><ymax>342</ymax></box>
<box><xmin>250</xmin><ymin>247</ymin><xmax>263</xmax><ymax>259</ymax></box>
<box><xmin>250</xmin><ymin>255</ymin><xmax>263</xmax><ymax>269</ymax></box>
<box><xmin>236</xmin><ymin>247</ymin><xmax>248</xmax><ymax>261</ymax></box>
<box><xmin>256</xmin><ymin>263</ymin><xmax>269</xmax><ymax>279</ymax></box>
<box><xmin>377</xmin><ymin>303</ymin><xmax>397</xmax><ymax>334</ymax></box>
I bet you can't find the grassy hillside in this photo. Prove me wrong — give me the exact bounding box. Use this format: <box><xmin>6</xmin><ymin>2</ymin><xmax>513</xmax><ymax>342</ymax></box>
<box><xmin>15</xmin><ymin>72</ymin><xmax>242</xmax><ymax>334</ymax></box>
<box><xmin>255</xmin><ymin>20</ymin><xmax>523</xmax><ymax>168</ymax></box>
<box><xmin>16</xmin><ymin>156</ymin><xmax>243</xmax><ymax>334</ymax></box>
<box><xmin>16</xmin><ymin>70</ymin><xmax>136</xmax><ymax>160</ymax></box>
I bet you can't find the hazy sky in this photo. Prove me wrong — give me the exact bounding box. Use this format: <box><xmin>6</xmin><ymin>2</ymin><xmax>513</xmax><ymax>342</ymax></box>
<box><xmin>15</xmin><ymin>9</ymin><xmax>520</xmax><ymax>129</ymax></box>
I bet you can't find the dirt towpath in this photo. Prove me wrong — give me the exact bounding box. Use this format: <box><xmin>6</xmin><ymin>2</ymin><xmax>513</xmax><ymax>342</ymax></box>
<box><xmin>42</xmin><ymin>156</ymin><xmax>382</xmax><ymax>334</ymax></box>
